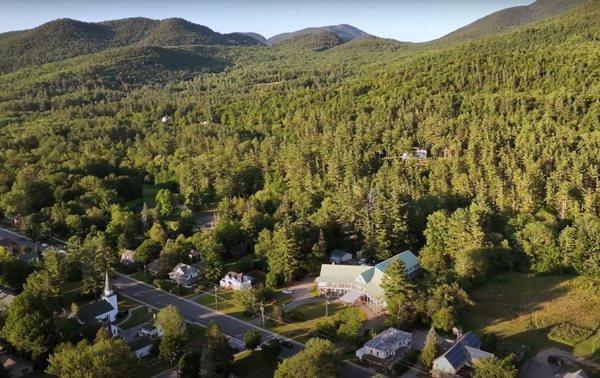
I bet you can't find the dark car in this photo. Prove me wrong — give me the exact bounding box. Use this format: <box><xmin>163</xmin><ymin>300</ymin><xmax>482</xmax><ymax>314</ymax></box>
<box><xmin>280</xmin><ymin>340</ymin><xmax>293</xmax><ymax>349</ymax></box>
<box><xmin>548</xmin><ymin>355</ymin><xmax>558</xmax><ymax>364</ymax></box>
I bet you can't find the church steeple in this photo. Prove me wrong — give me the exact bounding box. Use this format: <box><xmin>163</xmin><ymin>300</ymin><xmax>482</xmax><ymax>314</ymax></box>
<box><xmin>103</xmin><ymin>270</ymin><xmax>113</xmax><ymax>297</ymax></box>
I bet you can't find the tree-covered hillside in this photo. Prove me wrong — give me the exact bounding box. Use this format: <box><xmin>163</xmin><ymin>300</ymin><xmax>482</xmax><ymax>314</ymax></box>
<box><xmin>0</xmin><ymin>17</ymin><xmax>260</xmax><ymax>74</ymax></box>
<box><xmin>0</xmin><ymin>0</ymin><xmax>598</xmax><ymax>367</ymax></box>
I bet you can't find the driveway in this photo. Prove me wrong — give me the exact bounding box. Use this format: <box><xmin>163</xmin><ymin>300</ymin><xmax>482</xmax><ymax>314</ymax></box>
<box><xmin>519</xmin><ymin>348</ymin><xmax>600</xmax><ymax>378</ymax></box>
<box><xmin>113</xmin><ymin>273</ymin><xmax>375</xmax><ymax>377</ymax></box>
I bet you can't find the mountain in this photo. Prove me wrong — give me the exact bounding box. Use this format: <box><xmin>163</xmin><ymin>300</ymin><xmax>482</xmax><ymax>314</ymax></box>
<box><xmin>267</xmin><ymin>24</ymin><xmax>372</xmax><ymax>45</ymax></box>
<box><xmin>238</xmin><ymin>32</ymin><xmax>267</xmax><ymax>44</ymax></box>
<box><xmin>0</xmin><ymin>17</ymin><xmax>261</xmax><ymax>73</ymax></box>
<box><xmin>437</xmin><ymin>0</ymin><xmax>587</xmax><ymax>43</ymax></box>
<box><xmin>273</xmin><ymin>30</ymin><xmax>346</xmax><ymax>51</ymax></box>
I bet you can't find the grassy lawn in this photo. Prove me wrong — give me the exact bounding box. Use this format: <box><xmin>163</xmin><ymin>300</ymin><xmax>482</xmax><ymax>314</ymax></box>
<box><xmin>118</xmin><ymin>306</ymin><xmax>153</xmax><ymax>329</ymax></box>
<box><xmin>195</xmin><ymin>289</ymin><xmax>253</xmax><ymax>320</ymax></box>
<box><xmin>118</xmin><ymin>297</ymin><xmax>142</xmax><ymax>311</ymax></box>
<box><xmin>270</xmin><ymin>301</ymin><xmax>342</xmax><ymax>342</ymax></box>
<box><xmin>232</xmin><ymin>350</ymin><xmax>278</xmax><ymax>378</ymax></box>
<box><xmin>61</xmin><ymin>280</ymin><xmax>84</xmax><ymax>292</ymax></box>
<box><xmin>463</xmin><ymin>273</ymin><xmax>600</xmax><ymax>362</ymax></box>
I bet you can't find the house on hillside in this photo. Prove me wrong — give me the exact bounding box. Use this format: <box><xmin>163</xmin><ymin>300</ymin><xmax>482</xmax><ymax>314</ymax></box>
<box><xmin>168</xmin><ymin>263</ymin><xmax>200</xmax><ymax>287</ymax></box>
<box><xmin>356</xmin><ymin>328</ymin><xmax>412</xmax><ymax>370</ymax></box>
<box><xmin>76</xmin><ymin>271</ymin><xmax>119</xmax><ymax>337</ymax></box>
<box><xmin>432</xmin><ymin>331</ymin><xmax>494</xmax><ymax>377</ymax></box>
<box><xmin>316</xmin><ymin>250</ymin><xmax>419</xmax><ymax>313</ymax></box>
<box><xmin>220</xmin><ymin>271</ymin><xmax>252</xmax><ymax>290</ymax></box>
<box><xmin>330</xmin><ymin>249</ymin><xmax>353</xmax><ymax>264</ymax></box>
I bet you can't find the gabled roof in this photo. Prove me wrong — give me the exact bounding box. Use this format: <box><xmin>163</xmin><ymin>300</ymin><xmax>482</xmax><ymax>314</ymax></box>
<box><xmin>170</xmin><ymin>263</ymin><xmax>197</xmax><ymax>276</ymax></box>
<box><xmin>77</xmin><ymin>299</ymin><xmax>115</xmax><ymax>322</ymax></box>
<box><xmin>318</xmin><ymin>251</ymin><xmax>420</xmax><ymax>301</ymax></box>
<box><xmin>374</xmin><ymin>250</ymin><xmax>419</xmax><ymax>274</ymax></box>
<box><xmin>129</xmin><ymin>335</ymin><xmax>154</xmax><ymax>351</ymax></box>
<box><xmin>318</xmin><ymin>264</ymin><xmax>371</xmax><ymax>285</ymax></box>
<box><xmin>331</xmin><ymin>249</ymin><xmax>352</xmax><ymax>258</ymax></box>
<box><xmin>437</xmin><ymin>331</ymin><xmax>492</xmax><ymax>370</ymax></box>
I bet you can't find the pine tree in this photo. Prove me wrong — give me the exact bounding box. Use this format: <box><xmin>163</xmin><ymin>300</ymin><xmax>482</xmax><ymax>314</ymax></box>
<box><xmin>420</xmin><ymin>326</ymin><xmax>438</xmax><ymax>368</ymax></box>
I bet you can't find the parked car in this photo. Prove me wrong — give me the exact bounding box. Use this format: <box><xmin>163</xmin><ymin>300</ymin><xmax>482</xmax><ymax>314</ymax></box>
<box><xmin>280</xmin><ymin>340</ymin><xmax>293</xmax><ymax>349</ymax></box>
<box><xmin>547</xmin><ymin>356</ymin><xmax>564</xmax><ymax>365</ymax></box>
<box><xmin>282</xmin><ymin>289</ymin><xmax>293</xmax><ymax>295</ymax></box>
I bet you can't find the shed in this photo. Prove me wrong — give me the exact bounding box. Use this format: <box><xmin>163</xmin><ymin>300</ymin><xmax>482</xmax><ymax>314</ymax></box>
<box><xmin>330</xmin><ymin>249</ymin><xmax>352</xmax><ymax>264</ymax></box>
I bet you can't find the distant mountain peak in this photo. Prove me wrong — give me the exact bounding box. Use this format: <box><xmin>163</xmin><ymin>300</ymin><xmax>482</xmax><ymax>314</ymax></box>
<box><xmin>267</xmin><ymin>24</ymin><xmax>372</xmax><ymax>46</ymax></box>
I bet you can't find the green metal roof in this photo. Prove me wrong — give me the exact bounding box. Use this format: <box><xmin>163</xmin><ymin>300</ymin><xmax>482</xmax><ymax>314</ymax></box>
<box><xmin>318</xmin><ymin>251</ymin><xmax>419</xmax><ymax>302</ymax></box>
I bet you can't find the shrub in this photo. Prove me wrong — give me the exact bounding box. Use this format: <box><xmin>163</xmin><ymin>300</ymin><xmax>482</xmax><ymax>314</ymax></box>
<box><xmin>244</xmin><ymin>329</ymin><xmax>261</xmax><ymax>350</ymax></box>
<box><xmin>548</xmin><ymin>322</ymin><xmax>593</xmax><ymax>345</ymax></box>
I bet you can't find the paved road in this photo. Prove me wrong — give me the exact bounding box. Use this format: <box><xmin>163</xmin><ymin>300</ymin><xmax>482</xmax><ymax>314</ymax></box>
<box><xmin>0</xmin><ymin>227</ymin><xmax>41</xmax><ymax>251</ymax></box>
<box><xmin>113</xmin><ymin>273</ymin><xmax>375</xmax><ymax>377</ymax></box>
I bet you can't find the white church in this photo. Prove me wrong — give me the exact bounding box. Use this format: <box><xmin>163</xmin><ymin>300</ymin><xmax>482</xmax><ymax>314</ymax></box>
<box><xmin>76</xmin><ymin>271</ymin><xmax>119</xmax><ymax>336</ymax></box>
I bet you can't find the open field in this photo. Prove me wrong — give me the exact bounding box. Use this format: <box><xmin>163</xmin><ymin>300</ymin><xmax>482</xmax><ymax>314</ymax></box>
<box><xmin>463</xmin><ymin>273</ymin><xmax>600</xmax><ymax>362</ymax></box>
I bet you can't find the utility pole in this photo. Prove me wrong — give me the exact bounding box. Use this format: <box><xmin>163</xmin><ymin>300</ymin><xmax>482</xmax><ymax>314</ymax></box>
<box><xmin>325</xmin><ymin>295</ymin><xmax>330</xmax><ymax>317</ymax></box>
<box><xmin>260</xmin><ymin>301</ymin><xmax>265</xmax><ymax>327</ymax></box>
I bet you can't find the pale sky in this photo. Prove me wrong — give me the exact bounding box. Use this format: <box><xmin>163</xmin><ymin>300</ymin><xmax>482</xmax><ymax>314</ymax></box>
<box><xmin>0</xmin><ymin>0</ymin><xmax>533</xmax><ymax>42</ymax></box>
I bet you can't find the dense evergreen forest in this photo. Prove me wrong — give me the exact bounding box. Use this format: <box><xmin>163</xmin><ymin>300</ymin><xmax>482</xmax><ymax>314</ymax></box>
<box><xmin>0</xmin><ymin>0</ymin><xmax>598</xmax><ymax>318</ymax></box>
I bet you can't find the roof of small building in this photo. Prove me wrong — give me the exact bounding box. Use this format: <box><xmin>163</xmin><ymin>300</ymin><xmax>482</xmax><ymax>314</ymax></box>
<box><xmin>129</xmin><ymin>335</ymin><xmax>155</xmax><ymax>351</ymax></box>
<box><xmin>364</xmin><ymin>328</ymin><xmax>412</xmax><ymax>352</ymax></box>
<box><xmin>437</xmin><ymin>331</ymin><xmax>493</xmax><ymax>370</ymax></box>
<box><xmin>331</xmin><ymin>249</ymin><xmax>352</xmax><ymax>258</ymax></box>
<box><xmin>140</xmin><ymin>322</ymin><xmax>157</xmax><ymax>333</ymax></box>
<box><xmin>222</xmin><ymin>271</ymin><xmax>250</xmax><ymax>281</ymax></box>
<box><xmin>77</xmin><ymin>299</ymin><xmax>115</xmax><ymax>323</ymax></box>
<box><xmin>564</xmin><ymin>370</ymin><xmax>589</xmax><ymax>378</ymax></box>
<box><xmin>121</xmin><ymin>249</ymin><xmax>135</xmax><ymax>259</ymax></box>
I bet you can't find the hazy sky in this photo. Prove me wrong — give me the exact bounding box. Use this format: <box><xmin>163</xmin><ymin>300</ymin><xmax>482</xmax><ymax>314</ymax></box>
<box><xmin>0</xmin><ymin>0</ymin><xmax>533</xmax><ymax>42</ymax></box>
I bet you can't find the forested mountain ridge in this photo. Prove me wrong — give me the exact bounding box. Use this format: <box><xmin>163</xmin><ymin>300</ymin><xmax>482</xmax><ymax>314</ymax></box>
<box><xmin>0</xmin><ymin>17</ymin><xmax>260</xmax><ymax>74</ymax></box>
<box><xmin>437</xmin><ymin>0</ymin><xmax>587</xmax><ymax>43</ymax></box>
<box><xmin>266</xmin><ymin>24</ymin><xmax>372</xmax><ymax>46</ymax></box>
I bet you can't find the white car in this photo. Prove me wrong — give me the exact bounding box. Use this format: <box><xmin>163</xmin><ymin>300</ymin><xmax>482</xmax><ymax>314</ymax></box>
<box><xmin>282</xmin><ymin>289</ymin><xmax>293</xmax><ymax>295</ymax></box>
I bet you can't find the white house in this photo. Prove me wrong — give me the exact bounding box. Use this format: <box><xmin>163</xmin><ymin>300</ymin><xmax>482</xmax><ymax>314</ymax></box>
<box><xmin>432</xmin><ymin>331</ymin><xmax>494</xmax><ymax>377</ymax></box>
<box><xmin>169</xmin><ymin>263</ymin><xmax>200</xmax><ymax>287</ymax></box>
<box><xmin>356</xmin><ymin>328</ymin><xmax>412</xmax><ymax>369</ymax></box>
<box><xmin>120</xmin><ymin>249</ymin><xmax>135</xmax><ymax>265</ymax></box>
<box><xmin>329</xmin><ymin>249</ymin><xmax>353</xmax><ymax>264</ymax></box>
<box><xmin>76</xmin><ymin>271</ymin><xmax>119</xmax><ymax>336</ymax></box>
<box><xmin>220</xmin><ymin>271</ymin><xmax>252</xmax><ymax>290</ymax></box>
<box><xmin>316</xmin><ymin>250</ymin><xmax>420</xmax><ymax>313</ymax></box>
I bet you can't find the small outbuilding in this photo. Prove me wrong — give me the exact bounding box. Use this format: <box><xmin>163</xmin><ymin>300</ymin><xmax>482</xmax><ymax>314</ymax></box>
<box><xmin>329</xmin><ymin>249</ymin><xmax>353</xmax><ymax>264</ymax></box>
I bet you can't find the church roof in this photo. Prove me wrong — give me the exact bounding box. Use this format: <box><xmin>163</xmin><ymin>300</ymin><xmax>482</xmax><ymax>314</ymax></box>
<box><xmin>77</xmin><ymin>299</ymin><xmax>115</xmax><ymax>323</ymax></box>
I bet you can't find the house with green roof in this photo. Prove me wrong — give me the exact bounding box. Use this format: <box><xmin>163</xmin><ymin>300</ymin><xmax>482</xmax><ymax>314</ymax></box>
<box><xmin>316</xmin><ymin>250</ymin><xmax>419</xmax><ymax>313</ymax></box>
